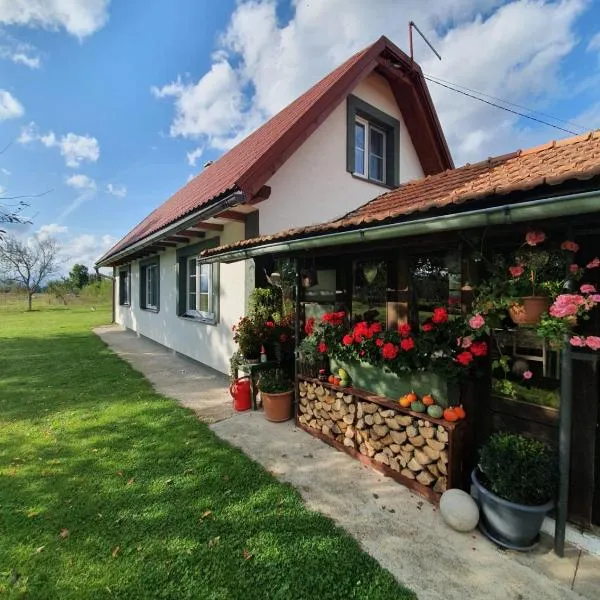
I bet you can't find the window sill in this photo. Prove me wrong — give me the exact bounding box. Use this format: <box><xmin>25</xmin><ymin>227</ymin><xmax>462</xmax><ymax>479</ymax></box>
<box><xmin>119</xmin><ymin>302</ymin><xmax>130</xmax><ymax>307</ymax></box>
<box><xmin>178</xmin><ymin>313</ymin><xmax>218</xmax><ymax>326</ymax></box>
<box><xmin>350</xmin><ymin>172</ymin><xmax>395</xmax><ymax>190</ymax></box>
<box><xmin>140</xmin><ymin>306</ymin><xmax>159</xmax><ymax>313</ymax></box>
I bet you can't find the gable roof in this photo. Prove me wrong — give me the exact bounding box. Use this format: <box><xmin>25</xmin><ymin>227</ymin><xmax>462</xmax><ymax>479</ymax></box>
<box><xmin>201</xmin><ymin>130</ymin><xmax>600</xmax><ymax>259</ymax></box>
<box><xmin>98</xmin><ymin>35</ymin><xmax>452</xmax><ymax>265</ymax></box>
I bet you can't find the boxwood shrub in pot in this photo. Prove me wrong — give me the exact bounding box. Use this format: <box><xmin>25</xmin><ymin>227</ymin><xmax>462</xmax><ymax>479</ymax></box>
<box><xmin>258</xmin><ymin>369</ymin><xmax>293</xmax><ymax>422</ymax></box>
<box><xmin>472</xmin><ymin>432</ymin><xmax>557</xmax><ymax>550</ymax></box>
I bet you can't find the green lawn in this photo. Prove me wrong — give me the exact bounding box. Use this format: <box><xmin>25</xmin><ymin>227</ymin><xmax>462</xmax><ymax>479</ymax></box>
<box><xmin>0</xmin><ymin>305</ymin><xmax>413</xmax><ymax>599</ymax></box>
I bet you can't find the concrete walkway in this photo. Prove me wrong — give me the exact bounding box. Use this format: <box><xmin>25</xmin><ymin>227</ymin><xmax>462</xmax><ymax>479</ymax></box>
<box><xmin>96</xmin><ymin>326</ymin><xmax>600</xmax><ymax>600</ymax></box>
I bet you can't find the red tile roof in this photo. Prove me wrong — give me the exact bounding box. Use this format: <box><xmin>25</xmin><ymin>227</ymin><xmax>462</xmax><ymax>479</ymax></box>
<box><xmin>201</xmin><ymin>130</ymin><xmax>600</xmax><ymax>258</ymax></box>
<box><xmin>98</xmin><ymin>35</ymin><xmax>452</xmax><ymax>265</ymax></box>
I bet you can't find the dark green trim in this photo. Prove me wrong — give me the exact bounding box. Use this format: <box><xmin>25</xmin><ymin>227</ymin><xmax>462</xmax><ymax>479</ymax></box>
<box><xmin>118</xmin><ymin>265</ymin><xmax>131</xmax><ymax>306</ymax></box>
<box><xmin>245</xmin><ymin>211</ymin><xmax>259</xmax><ymax>239</ymax></box>
<box><xmin>139</xmin><ymin>255</ymin><xmax>160</xmax><ymax>312</ymax></box>
<box><xmin>176</xmin><ymin>237</ymin><xmax>220</xmax><ymax>322</ymax></box>
<box><xmin>346</xmin><ymin>94</ymin><xmax>400</xmax><ymax>187</ymax></box>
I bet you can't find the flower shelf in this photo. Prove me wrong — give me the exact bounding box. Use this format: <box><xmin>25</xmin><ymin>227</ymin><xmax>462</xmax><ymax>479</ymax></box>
<box><xmin>297</xmin><ymin>377</ymin><xmax>467</xmax><ymax>504</ymax></box>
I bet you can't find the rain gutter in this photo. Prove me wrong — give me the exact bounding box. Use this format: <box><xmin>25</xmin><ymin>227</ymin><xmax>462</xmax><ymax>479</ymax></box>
<box><xmin>199</xmin><ymin>189</ymin><xmax>600</xmax><ymax>264</ymax></box>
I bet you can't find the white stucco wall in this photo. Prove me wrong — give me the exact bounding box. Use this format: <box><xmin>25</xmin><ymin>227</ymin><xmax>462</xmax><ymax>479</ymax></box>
<box><xmin>114</xmin><ymin>222</ymin><xmax>246</xmax><ymax>375</ymax></box>
<box><xmin>259</xmin><ymin>72</ymin><xmax>424</xmax><ymax>235</ymax></box>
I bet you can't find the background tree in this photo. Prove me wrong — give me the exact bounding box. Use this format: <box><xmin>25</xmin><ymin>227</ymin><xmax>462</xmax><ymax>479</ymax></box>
<box><xmin>0</xmin><ymin>234</ymin><xmax>60</xmax><ymax>310</ymax></box>
<box><xmin>46</xmin><ymin>278</ymin><xmax>75</xmax><ymax>305</ymax></box>
<box><xmin>69</xmin><ymin>263</ymin><xmax>89</xmax><ymax>289</ymax></box>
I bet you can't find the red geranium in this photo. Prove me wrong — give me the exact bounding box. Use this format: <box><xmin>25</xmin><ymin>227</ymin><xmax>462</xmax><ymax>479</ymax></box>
<box><xmin>368</xmin><ymin>322</ymin><xmax>382</xmax><ymax>336</ymax></box>
<box><xmin>398</xmin><ymin>323</ymin><xmax>412</xmax><ymax>337</ymax></box>
<box><xmin>422</xmin><ymin>322</ymin><xmax>434</xmax><ymax>332</ymax></box>
<box><xmin>470</xmin><ymin>341</ymin><xmax>488</xmax><ymax>357</ymax></box>
<box><xmin>400</xmin><ymin>337</ymin><xmax>415</xmax><ymax>351</ymax></box>
<box><xmin>318</xmin><ymin>341</ymin><xmax>328</xmax><ymax>354</ymax></box>
<box><xmin>381</xmin><ymin>342</ymin><xmax>398</xmax><ymax>360</ymax></box>
<box><xmin>265</xmin><ymin>321</ymin><xmax>275</xmax><ymax>328</ymax></box>
<box><xmin>353</xmin><ymin>321</ymin><xmax>370</xmax><ymax>342</ymax></box>
<box><xmin>375</xmin><ymin>338</ymin><xmax>384</xmax><ymax>347</ymax></box>
<box><xmin>322</xmin><ymin>311</ymin><xmax>345</xmax><ymax>326</ymax></box>
<box><xmin>342</xmin><ymin>334</ymin><xmax>354</xmax><ymax>346</ymax></box>
<box><xmin>456</xmin><ymin>351</ymin><xmax>474</xmax><ymax>366</ymax></box>
<box><xmin>304</xmin><ymin>317</ymin><xmax>315</xmax><ymax>335</ymax></box>
<box><xmin>432</xmin><ymin>307</ymin><xmax>448</xmax><ymax>324</ymax></box>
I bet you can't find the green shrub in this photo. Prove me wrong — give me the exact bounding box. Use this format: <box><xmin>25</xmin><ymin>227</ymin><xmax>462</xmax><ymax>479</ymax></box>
<box><xmin>248</xmin><ymin>286</ymin><xmax>282</xmax><ymax>322</ymax></box>
<box><xmin>258</xmin><ymin>369</ymin><xmax>293</xmax><ymax>394</ymax></box>
<box><xmin>478</xmin><ymin>432</ymin><xmax>557</xmax><ymax>506</ymax></box>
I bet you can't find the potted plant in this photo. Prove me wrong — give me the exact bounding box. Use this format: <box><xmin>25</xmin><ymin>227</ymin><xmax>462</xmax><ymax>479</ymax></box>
<box><xmin>232</xmin><ymin>316</ymin><xmax>264</xmax><ymax>363</ymax></box>
<box><xmin>471</xmin><ymin>432</ymin><xmax>557</xmax><ymax>550</ymax></box>
<box><xmin>258</xmin><ymin>369</ymin><xmax>293</xmax><ymax>422</ymax></box>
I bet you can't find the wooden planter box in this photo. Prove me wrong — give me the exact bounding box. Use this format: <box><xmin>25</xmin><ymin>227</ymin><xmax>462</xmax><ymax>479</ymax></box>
<box><xmin>297</xmin><ymin>377</ymin><xmax>466</xmax><ymax>504</ymax></box>
<box><xmin>329</xmin><ymin>358</ymin><xmax>458</xmax><ymax>407</ymax></box>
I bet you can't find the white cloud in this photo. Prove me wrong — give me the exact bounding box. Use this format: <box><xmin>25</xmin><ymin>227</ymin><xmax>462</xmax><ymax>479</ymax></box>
<box><xmin>106</xmin><ymin>183</ymin><xmax>127</xmax><ymax>198</ymax></box>
<box><xmin>0</xmin><ymin>0</ymin><xmax>110</xmax><ymax>39</ymax></box>
<box><xmin>59</xmin><ymin>233</ymin><xmax>117</xmax><ymax>269</ymax></box>
<box><xmin>153</xmin><ymin>0</ymin><xmax>589</xmax><ymax>165</ymax></box>
<box><xmin>0</xmin><ymin>89</ymin><xmax>24</xmax><ymax>120</ymax></box>
<box><xmin>0</xmin><ymin>31</ymin><xmax>41</xmax><ymax>68</ymax></box>
<box><xmin>186</xmin><ymin>146</ymin><xmax>204</xmax><ymax>167</ymax></box>
<box><xmin>1</xmin><ymin>168</ymin><xmax>10</xmax><ymax>175</ymax></box>
<box><xmin>588</xmin><ymin>32</ymin><xmax>600</xmax><ymax>52</ymax></box>
<box><xmin>37</xmin><ymin>223</ymin><xmax>68</xmax><ymax>240</ymax></box>
<box><xmin>17</xmin><ymin>122</ymin><xmax>100</xmax><ymax>168</ymax></box>
<box><xmin>65</xmin><ymin>174</ymin><xmax>96</xmax><ymax>191</ymax></box>
<box><xmin>11</xmin><ymin>52</ymin><xmax>40</xmax><ymax>68</ymax></box>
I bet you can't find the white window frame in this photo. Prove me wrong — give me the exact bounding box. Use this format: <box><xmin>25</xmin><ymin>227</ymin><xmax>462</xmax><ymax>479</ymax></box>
<box><xmin>354</xmin><ymin>117</ymin><xmax>387</xmax><ymax>184</ymax></box>
<box><xmin>145</xmin><ymin>263</ymin><xmax>158</xmax><ymax>310</ymax></box>
<box><xmin>186</xmin><ymin>258</ymin><xmax>216</xmax><ymax>321</ymax></box>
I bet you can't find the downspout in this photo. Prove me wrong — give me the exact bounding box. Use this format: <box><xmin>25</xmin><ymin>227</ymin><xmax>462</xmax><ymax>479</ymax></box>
<box><xmin>112</xmin><ymin>266</ymin><xmax>116</xmax><ymax>324</ymax></box>
<box><xmin>294</xmin><ymin>258</ymin><xmax>301</xmax><ymax>421</ymax></box>
<box><xmin>200</xmin><ymin>190</ymin><xmax>600</xmax><ymax>264</ymax></box>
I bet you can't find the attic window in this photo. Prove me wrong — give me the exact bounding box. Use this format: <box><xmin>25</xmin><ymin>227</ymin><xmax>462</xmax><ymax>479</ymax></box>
<box><xmin>347</xmin><ymin>95</ymin><xmax>400</xmax><ymax>187</ymax></box>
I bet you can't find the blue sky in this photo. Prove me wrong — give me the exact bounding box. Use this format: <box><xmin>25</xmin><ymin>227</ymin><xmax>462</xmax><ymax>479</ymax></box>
<box><xmin>0</xmin><ymin>0</ymin><xmax>599</xmax><ymax>269</ymax></box>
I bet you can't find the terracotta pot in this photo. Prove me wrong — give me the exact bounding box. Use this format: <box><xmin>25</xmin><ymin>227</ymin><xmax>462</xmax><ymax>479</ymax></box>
<box><xmin>508</xmin><ymin>297</ymin><xmax>549</xmax><ymax>326</ymax></box>
<box><xmin>261</xmin><ymin>390</ymin><xmax>293</xmax><ymax>422</ymax></box>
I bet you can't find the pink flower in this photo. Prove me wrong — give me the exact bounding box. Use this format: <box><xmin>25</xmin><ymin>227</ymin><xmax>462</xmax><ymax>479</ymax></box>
<box><xmin>561</xmin><ymin>241</ymin><xmax>579</xmax><ymax>253</ymax></box>
<box><xmin>469</xmin><ymin>314</ymin><xmax>485</xmax><ymax>330</ymax></box>
<box><xmin>591</xmin><ymin>294</ymin><xmax>600</xmax><ymax>303</ymax></box>
<box><xmin>580</xmin><ymin>284</ymin><xmax>597</xmax><ymax>294</ymax></box>
<box><xmin>585</xmin><ymin>336</ymin><xmax>600</xmax><ymax>351</ymax></box>
<box><xmin>586</xmin><ymin>257</ymin><xmax>600</xmax><ymax>269</ymax></box>
<box><xmin>549</xmin><ymin>294</ymin><xmax>585</xmax><ymax>318</ymax></box>
<box><xmin>461</xmin><ymin>336</ymin><xmax>473</xmax><ymax>349</ymax></box>
<box><xmin>570</xmin><ymin>336</ymin><xmax>586</xmax><ymax>347</ymax></box>
<box><xmin>509</xmin><ymin>265</ymin><xmax>524</xmax><ymax>278</ymax></box>
<box><xmin>523</xmin><ymin>370</ymin><xmax>533</xmax><ymax>380</ymax></box>
<box><xmin>525</xmin><ymin>230</ymin><xmax>546</xmax><ymax>246</ymax></box>
<box><xmin>569</xmin><ymin>264</ymin><xmax>581</xmax><ymax>274</ymax></box>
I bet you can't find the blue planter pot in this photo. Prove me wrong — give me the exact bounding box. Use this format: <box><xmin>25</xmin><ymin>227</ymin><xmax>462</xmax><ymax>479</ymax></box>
<box><xmin>471</xmin><ymin>469</ymin><xmax>553</xmax><ymax>551</ymax></box>
<box><xmin>329</xmin><ymin>357</ymin><xmax>457</xmax><ymax>407</ymax></box>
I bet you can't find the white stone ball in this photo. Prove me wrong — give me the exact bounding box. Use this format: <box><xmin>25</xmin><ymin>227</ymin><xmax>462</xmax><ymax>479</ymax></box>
<box><xmin>439</xmin><ymin>489</ymin><xmax>480</xmax><ymax>533</ymax></box>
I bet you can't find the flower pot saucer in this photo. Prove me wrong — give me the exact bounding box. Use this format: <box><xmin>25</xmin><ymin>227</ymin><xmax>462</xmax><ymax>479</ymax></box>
<box><xmin>478</xmin><ymin>519</ymin><xmax>540</xmax><ymax>552</ymax></box>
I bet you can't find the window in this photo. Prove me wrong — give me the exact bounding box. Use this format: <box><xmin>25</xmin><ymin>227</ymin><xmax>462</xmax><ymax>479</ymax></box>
<box><xmin>347</xmin><ymin>95</ymin><xmax>400</xmax><ymax>187</ymax></box>
<box><xmin>118</xmin><ymin>266</ymin><xmax>130</xmax><ymax>306</ymax></box>
<box><xmin>140</xmin><ymin>257</ymin><xmax>160</xmax><ymax>312</ymax></box>
<box><xmin>352</xmin><ymin>259</ymin><xmax>388</xmax><ymax>324</ymax></box>
<box><xmin>177</xmin><ymin>239</ymin><xmax>220</xmax><ymax>324</ymax></box>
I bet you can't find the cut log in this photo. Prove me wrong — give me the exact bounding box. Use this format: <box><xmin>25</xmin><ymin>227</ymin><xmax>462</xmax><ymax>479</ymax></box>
<box><xmin>379</xmin><ymin>434</ymin><xmax>393</xmax><ymax>447</ymax></box>
<box><xmin>374</xmin><ymin>452</ymin><xmax>389</xmax><ymax>465</ymax></box>
<box><xmin>406</xmin><ymin>425</ymin><xmax>418</xmax><ymax>438</ymax></box>
<box><xmin>355</xmin><ymin>417</ymin><xmax>365</xmax><ymax>430</ymax></box>
<box><xmin>356</xmin><ymin>403</ymin><xmax>364</xmax><ymax>419</ymax></box>
<box><xmin>383</xmin><ymin>447</ymin><xmax>394</xmax><ymax>457</ymax></box>
<box><xmin>389</xmin><ymin>443</ymin><xmax>401</xmax><ymax>454</ymax></box>
<box><xmin>373</xmin><ymin>412</ymin><xmax>383</xmax><ymax>425</ymax></box>
<box><xmin>427</xmin><ymin>463</ymin><xmax>440</xmax><ymax>478</ymax></box>
<box><xmin>322</xmin><ymin>425</ymin><xmax>330</xmax><ymax>436</ymax></box>
<box><xmin>433</xmin><ymin>477</ymin><xmax>447</xmax><ymax>493</ymax></box>
<box><xmin>342</xmin><ymin>414</ymin><xmax>354</xmax><ymax>425</ymax></box>
<box><xmin>343</xmin><ymin>394</ymin><xmax>353</xmax><ymax>404</ymax></box>
<box><xmin>355</xmin><ymin>430</ymin><xmax>363</xmax><ymax>444</ymax></box>
<box><xmin>397</xmin><ymin>415</ymin><xmax>413</xmax><ymax>427</ymax></box>
<box><xmin>414</xmin><ymin>449</ymin><xmax>433</xmax><ymax>466</ymax></box>
<box><xmin>359</xmin><ymin>443</ymin><xmax>368</xmax><ymax>456</ymax></box>
<box><xmin>389</xmin><ymin>457</ymin><xmax>400</xmax><ymax>472</ymax></box>
<box><xmin>315</xmin><ymin>385</ymin><xmax>325</xmax><ymax>396</ymax></box>
<box><xmin>399</xmin><ymin>450</ymin><xmax>413</xmax><ymax>465</ymax></box>
<box><xmin>437</xmin><ymin>459</ymin><xmax>447</xmax><ymax>475</ymax></box>
<box><xmin>364</xmin><ymin>414</ymin><xmax>374</xmax><ymax>426</ymax></box>
<box><xmin>386</xmin><ymin>417</ymin><xmax>401</xmax><ymax>431</ymax></box>
<box><xmin>416</xmin><ymin>470</ymin><xmax>436</xmax><ymax>486</ymax></box>
<box><xmin>309</xmin><ymin>419</ymin><xmax>317</xmax><ymax>429</ymax></box>
<box><xmin>440</xmin><ymin>449</ymin><xmax>449</xmax><ymax>464</ymax></box>
<box><xmin>363</xmin><ymin>403</ymin><xmax>378</xmax><ymax>414</ymax></box>
<box><xmin>343</xmin><ymin>437</ymin><xmax>356</xmax><ymax>449</ymax></box>
<box><xmin>423</xmin><ymin>445</ymin><xmax>441</xmax><ymax>461</ymax></box>
<box><xmin>411</xmin><ymin>435</ymin><xmax>425</xmax><ymax>448</ymax></box>
<box><xmin>335</xmin><ymin>391</ymin><xmax>343</xmax><ymax>398</ymax></box>
<box><xmin>419</xmin><ymin>426</ymin><xmax>435</xmax><ymax>439</ymax></box>
<box><xmin>426</xmin><ymin>438</ymin><xmax>445</xmax><ymax>452</ymax></box>
<box><xmin>407</xmin><ymin>457</ymin><xmax>423</xmax><ymax>472</ymax></box>
<box><xmin>372</xmin><ymin>424</ymin><xmax>389</xmax><ymax>437</ymax></box>
<box><xmin>331</xmin><ymin>423</ymin><xmax>341</xmax><ymax>435</ymax></box>
<box><xmin>348</xmin><ymin>403</ymin><xmax>356</xmax><ymax>414</ymax></box>
<box><xmin>321</xmin><ymin>403</ymin><xmax>331</xmax><ymax>412</ymax></box>
<box><xmin>345</xmin><ymin>426</ymin><xmax>355</xmax><ymax>439</ymax></box>
<box><xmin>390</xmin><ymin>430</ymin><xmax>407</xmax><ymax>445</ymax></box>
<box><xmin>400</xmin><ymin>468</ymin><xmax>416</xmax><ymax>480</ymax></box>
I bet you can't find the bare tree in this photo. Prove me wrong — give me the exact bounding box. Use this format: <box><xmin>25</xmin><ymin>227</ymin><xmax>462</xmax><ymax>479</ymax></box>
<box><xmin>0</xmin><ymin>234</ymin><xmax>60</xmax><ymax>310</ymax></box>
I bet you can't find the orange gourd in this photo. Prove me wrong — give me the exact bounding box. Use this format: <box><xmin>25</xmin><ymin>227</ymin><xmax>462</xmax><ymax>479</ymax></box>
<box><xmin>443</xmin><ymin>407</ymin><xmax>459</xmax><ymax>422</ymax></box>
<box><xmin>454</xmin><ymin>405</ymin><xmax>466</xmax><ymax>420</ymax></box>
<box><xmin>328</xmin><ymin>375</ymin><xmax>335</xmax><ymax>384</ymax></box>
<box><xmin>399</xmin><ymin>394</ymin><xmax>413</xmax><ymax>408</ymax></box>
<box><xmin>422</xmin><ymin>394</ymin><xmax>435</xmax><ymax>406</ymax></box>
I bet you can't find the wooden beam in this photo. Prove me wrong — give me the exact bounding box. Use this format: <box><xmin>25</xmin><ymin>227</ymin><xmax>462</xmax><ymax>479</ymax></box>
<box><xmin>167</xmin><ymin>236</ymin><xmax>191</xmax><ymax>244</ymax></box>
<box><xmin>159</xmin><ymin>242</ymin><xmax>177</xmax><ymax>247</ymax></box>
<box><xmin>247</xmin><ymin>185</ymin><xmax>272</xmax><ymax>205</ymax></box>
<box><xmin>179</xmin><ymin>229</ymin><xmax>207</xmax><ymax>237</ymax></box>
<box><xmin>214</xmin><ymin>210</ymin><xmax>247</xmax><ymax>222</ymax></box>
<box><xmin>191</xmin><ymin>222</ymin><xmax>224</xmax><ymax>232</ymax></box>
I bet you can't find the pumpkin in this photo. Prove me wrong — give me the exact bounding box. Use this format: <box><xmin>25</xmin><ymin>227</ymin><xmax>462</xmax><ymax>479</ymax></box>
<box><xmin>453</xmin><ymin>405</ymin><xmax>466</xmax><ymax>420</ymax></box>
<box><xmin>411</xmin><ymin>400</ymin><xmax>426</xmax><ymax>413</ymax></box>
<box><xmin>443</xmin><ymin>407</ymin><xmax>459</xmax><ymax>422</ymax></box>
<box><xmin>422</xmin><ymin>394</ymin><xmax>435</xmax><ymax>406</ymax></box>
<box><xmin>406</xmin><ymin>391</ymin><xmax>417</xmax><ymax>403</ymax></box>
<box><xmin>399</xmin><ymin>394</ymin><xmax>413</xmax><ymax>408</ymax></box>
<box><xmin>333</xmin><ymin>376</ymin><xmax>341</xmax><ymax>385</ymax></box>
<box><xmin>328</xmin><ymin>375</ymin><xmax>335</xmax><ymax>384</ymax></box>
<box><xmin>427</xmin><ymin>404</ymin><xmax>443</xmax><ymax>419</ymax></box>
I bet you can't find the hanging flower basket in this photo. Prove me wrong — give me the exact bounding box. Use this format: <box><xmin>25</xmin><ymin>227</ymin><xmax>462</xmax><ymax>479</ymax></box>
<box><xmin>508</xmin><ymin>296</ymin><xmax>550</xmax><ymax>326</ymax></box>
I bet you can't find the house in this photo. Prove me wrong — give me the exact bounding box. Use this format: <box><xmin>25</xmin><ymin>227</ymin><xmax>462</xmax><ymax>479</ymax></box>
<box><xmin>96</xmin><ymin>36</ymin><xmax>452</xmax><ymax>374</ymax></box>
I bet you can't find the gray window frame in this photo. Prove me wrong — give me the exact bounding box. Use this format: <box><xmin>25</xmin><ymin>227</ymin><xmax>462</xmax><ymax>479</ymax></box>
<box><xmin>139</xmin><ymin>256</ymin><xmax>160</xmax><ymax>313</ymax></box>
<box><xmin>118</xmin><ymin>265</ymin><xmax>131</xmax><ymax>306</ymax></box>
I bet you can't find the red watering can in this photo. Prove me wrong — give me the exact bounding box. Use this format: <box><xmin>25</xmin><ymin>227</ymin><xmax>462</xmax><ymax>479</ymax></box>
<box><xmin>230</xmin><ymin>376</ymin><xmax>251</xmax><ymax>412</ymax></box>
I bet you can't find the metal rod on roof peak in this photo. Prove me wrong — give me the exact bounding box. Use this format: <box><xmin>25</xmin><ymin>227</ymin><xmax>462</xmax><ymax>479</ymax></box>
<box><xmin>409</xmin><ymin>21</ymin><xmax>442</xmax><ymax>66</ymax></box>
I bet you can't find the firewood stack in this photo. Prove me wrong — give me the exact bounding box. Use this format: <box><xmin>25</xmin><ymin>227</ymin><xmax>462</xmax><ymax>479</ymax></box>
<box><xmin>297</xmin><ymin>380</ymin><xmax>449</xmax><ymax>494</ymax></box>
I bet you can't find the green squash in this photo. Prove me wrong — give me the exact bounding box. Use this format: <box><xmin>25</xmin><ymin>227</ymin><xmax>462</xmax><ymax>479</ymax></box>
<box><xmin>410</xmin><ymin>400</ymin><xmax>426</xmax><ymax>413</ymax></box>
<box><xmin>427</xmin><ymin>404</ymin><xmax>443</xmax><ymax>419</ymax></box>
